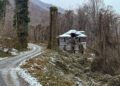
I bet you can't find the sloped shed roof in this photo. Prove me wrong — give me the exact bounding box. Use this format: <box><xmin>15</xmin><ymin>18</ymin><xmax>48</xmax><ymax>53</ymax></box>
<box><xmin>59</xmin><ymin>29</ymin><xmax>87</xmax><ymax>38</ymax></box>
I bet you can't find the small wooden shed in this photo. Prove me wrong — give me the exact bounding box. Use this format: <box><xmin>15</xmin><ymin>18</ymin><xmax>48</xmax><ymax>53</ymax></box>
<box><xmin>58</xmin><ymin>29</ymin><xmax>87</xmax><ymax>53</ymax></box>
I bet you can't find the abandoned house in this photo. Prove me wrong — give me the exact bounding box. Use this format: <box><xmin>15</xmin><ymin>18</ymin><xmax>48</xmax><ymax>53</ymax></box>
<box><xmin>58</xmin><ymin>29</ymin><xmax>87</xmax><ymax>53</ymax></box>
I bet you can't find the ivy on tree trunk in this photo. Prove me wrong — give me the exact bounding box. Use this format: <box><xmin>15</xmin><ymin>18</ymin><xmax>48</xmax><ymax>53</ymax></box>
<box><xmin>14</xmin><ymin>0</ymin><xmax>30</xmax><ymax>50</ymax></box>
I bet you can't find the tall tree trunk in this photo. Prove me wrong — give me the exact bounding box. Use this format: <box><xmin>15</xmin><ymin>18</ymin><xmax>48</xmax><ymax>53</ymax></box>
<box><xmin>47</xmin><ymin>6</ymin><xmax>58</xmax><ymax>50</ymax></box>
<box><xmin>14</xmin><ymin>0</ymin><xmax>30</xmax><ymax>50</ymax></box>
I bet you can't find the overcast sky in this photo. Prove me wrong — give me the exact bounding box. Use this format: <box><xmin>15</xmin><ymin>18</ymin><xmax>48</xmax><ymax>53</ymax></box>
<box><xmin>41</xmin><ymin>0</ymin><xmax>120</xmax><ymax>13</ymax></box>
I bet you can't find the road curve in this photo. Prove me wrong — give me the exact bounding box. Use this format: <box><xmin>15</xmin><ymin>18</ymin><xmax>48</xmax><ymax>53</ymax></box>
<box><xmin>0</xmin><ymin>43</ymin><xmax>42</xmax><ymax>86</ymax></box>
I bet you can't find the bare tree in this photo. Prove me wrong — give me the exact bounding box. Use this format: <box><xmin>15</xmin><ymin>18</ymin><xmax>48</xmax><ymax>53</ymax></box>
<box><xmin>64</xmin><ymin>10</ymin><xmax>74</xmax><ymax>30</ymax></box>
<box><xmin>77</xmin><ymin>6</ymin><xmax>88</xmax><ymax>31</ymax></box>
<box><xmin>91</xmin><ymin>8</ymin><xmax>120</xmax><ymax>75</ymax></box>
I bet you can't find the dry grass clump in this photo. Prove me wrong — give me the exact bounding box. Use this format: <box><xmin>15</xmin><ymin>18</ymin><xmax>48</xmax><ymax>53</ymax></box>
<box><xmin>91</xmin><ymin>47</ymin><xmax>120</xmax><ymax>75</ymax></box>
<box><xmin>107</xmin><ymin>75</ymin><xmax>120</xmax><ymax>86</ymax></box>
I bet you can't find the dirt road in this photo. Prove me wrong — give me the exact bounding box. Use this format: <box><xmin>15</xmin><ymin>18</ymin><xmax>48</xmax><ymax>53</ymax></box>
<box><xmin>0</xmin><ymin>44</ymin><xmax>42</xmax><ymax>86</ymax></box>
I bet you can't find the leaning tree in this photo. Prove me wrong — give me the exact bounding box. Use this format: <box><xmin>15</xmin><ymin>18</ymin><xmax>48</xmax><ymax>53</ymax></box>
<box><xmin>14</xmin><ymin>0</ymin><xmax>30</xmax><ymax>50</ymax></box>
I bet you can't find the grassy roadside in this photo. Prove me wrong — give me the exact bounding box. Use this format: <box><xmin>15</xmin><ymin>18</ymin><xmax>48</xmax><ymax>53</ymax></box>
<box><xmin>21</xmin><ymin>49</ymin><xmax>115</xmax><ymax>86</ymax></box>
<box><xmin>0</xmin><ymin>51</ymin><xmax>11</xmax><ymax>58</ymax></box>
<box><xmin>0</xmin><ymin>47</ymin><xmax>30</xmax><ymax>59</ymax></box>
<box><xmin>21</xmin><ymin>50</ymin><xmax>75</xmax><ymax>86</ymax></box>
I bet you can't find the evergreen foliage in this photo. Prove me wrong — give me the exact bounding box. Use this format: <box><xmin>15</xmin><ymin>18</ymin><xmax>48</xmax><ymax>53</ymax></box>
<box><xmin>14</xmin><ymin>0</ymin><xmax>30</xmax><ymax>50</ymax></box>
<box><xmin>0</xmin><ymin>0</ymin><xmax>7</xmax><ymax>22</ymax></box>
